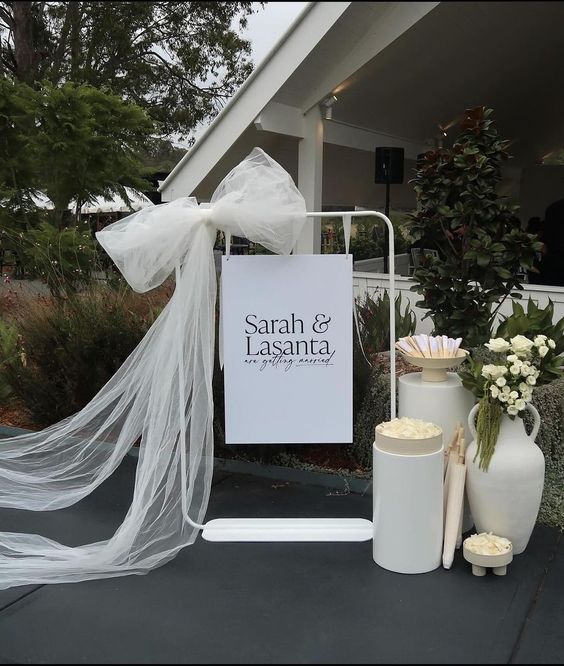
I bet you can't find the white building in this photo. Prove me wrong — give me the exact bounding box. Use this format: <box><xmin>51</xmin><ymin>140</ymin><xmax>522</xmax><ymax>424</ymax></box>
<box><xmin>159</xmin><ymin>1</ymin><xmax>564</xmax><ymax>326</ymax></box>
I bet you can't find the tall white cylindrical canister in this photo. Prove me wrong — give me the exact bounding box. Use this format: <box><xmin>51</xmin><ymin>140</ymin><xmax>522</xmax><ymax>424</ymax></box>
<box><xmin>398</xmin><ymin>371</ymin><xmax>475</xmax><ymax>532</ymax></box>
<box><xmin>373</xmin><ymin>429</ymin><xmax>443</xmax><ymax>574</ymax></box>
<box><xmin>398</xmin><ymin>372</ymin><xmax>475</xmax><ymax>446</ymax></box>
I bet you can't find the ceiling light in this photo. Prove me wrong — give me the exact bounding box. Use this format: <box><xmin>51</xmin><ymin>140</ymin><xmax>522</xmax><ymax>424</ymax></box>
<box><xmin>320</xmin><ymin>94</ymin><xmax>338</xmax><ymax>120</ymax></box>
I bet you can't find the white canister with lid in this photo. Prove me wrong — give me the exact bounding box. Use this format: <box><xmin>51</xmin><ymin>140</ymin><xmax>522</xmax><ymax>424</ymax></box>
<box><xmin>373</xmin><ymin>419</ymin><xmax>444</xmax><ymax>574</ymax></box>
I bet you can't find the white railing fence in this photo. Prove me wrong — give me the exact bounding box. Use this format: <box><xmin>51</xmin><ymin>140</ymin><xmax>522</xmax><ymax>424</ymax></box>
<box><xmin>353</xmin><ymin>272</ymin><xmax>564</xmax><ymax>335</ymax></box>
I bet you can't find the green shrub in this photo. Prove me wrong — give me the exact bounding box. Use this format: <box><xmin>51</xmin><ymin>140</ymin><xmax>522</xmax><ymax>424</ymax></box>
<box><xmin>352</xmin><ymin>290</ymin><xmax>415</xmax><ymax>434</ymax></box>
<box><xmin>22</xmin><ymin>222</ymin><xmax>98</xmax><ymax>296</ymax></box>
<box><xmin>0</xmin><ymin>319</ymin><xmax>19</xmax><ymax>401</ymax></box>
<box><xmin>0</xmin><ymin>283</ymin><xmax>170</xmax><ymax>424</ymax></box>
<box><xmin>322</xmin><ymin>214</ymin><xmax>412</xmax><ymax>258</ymax></box>
<box><xmin>356</xmin><ymin>290</ymin><xmax>416</xmax><ymax>359</ymax></box>
<box><xmin>353</xmin><ymin>336</ymin><xmax>373</xmax><ymax>428</ymax></box>
<box><xmin>349</xmin><ymin>218</ymin><xmax>380</xmax><ymax>260</ymax></box>
<box><xmin>351</xmin><ymin>370</ymin><xmax>394</xmax><ymax>469</ymax></box>
<box><xmin>530</xmin><ymin>378</ymin><xmax>564</xmax><ymax>461</ymax></box>
<box><xmin>539</xmin><ymin>458</ymin><xmax>564</xmax><ymax>531</ymax></box>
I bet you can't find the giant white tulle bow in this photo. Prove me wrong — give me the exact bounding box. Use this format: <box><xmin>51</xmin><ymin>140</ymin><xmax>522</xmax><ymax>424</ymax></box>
<box><xmin>0</xmin><ymin>148</ymin><xmax>306</xmax><ymax>589</ymax></box>
<box><xmin>97</xmin><ymin>147</ymin><xmax>306</xmax><ymax>292</ymax></box>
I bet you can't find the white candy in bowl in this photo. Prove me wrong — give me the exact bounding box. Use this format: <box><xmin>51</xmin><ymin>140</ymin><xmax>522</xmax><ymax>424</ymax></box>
<box><xmin>375</xmin><ymin>417</ymin><xmax>442</xmax><ymax>456</ymax></box>
<box><xmin>463</xmin><ymin>533</ymin><xmax>513</xmax><ymax>577</ymax></box>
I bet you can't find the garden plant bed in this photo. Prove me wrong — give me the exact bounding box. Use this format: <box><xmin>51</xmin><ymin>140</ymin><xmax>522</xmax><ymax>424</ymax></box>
<box><xmin>0</xmin><ymin>402</ymin><xmax>41</xmax><ymax>430</ymax></box>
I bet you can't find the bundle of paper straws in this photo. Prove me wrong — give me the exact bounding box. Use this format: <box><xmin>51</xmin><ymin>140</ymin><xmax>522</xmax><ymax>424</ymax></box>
<box><xmin>395</xmin><ymin>334</ymin><xmax>463</xmax><ymax>359</ymax></box>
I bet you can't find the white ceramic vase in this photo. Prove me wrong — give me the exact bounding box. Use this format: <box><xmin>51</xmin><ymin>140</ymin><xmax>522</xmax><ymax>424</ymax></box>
<box><xmin>465</xmin><ymin>403</ymin><xmax>544</xmax><ymax>555</ymax></box>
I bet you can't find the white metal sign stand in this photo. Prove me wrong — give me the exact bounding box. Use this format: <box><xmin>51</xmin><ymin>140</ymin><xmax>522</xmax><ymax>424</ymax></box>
<box><xmin>202</xmin><ymin>210</ymin><xmax>395</xmax><ymax>543</ymax></box>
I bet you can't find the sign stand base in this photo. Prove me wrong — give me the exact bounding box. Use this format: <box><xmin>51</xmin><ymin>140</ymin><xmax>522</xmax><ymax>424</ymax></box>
<box><xmin>202</xmin><ymin>518</ymin><xmax>373</xmax><ymax>542</ymax></box>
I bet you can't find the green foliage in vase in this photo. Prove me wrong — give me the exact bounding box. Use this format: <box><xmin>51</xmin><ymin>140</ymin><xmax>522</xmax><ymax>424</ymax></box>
<box><xmin>461</xmin><ymin>332</ymin><xmax>563</xmax><ymax>470</ymax></box>
<box><xmin>407</xmin><ymin>107</ymin><xmax>543</xmax><ymax>347</ymax></box>
<box><xmin>495</xmin><ymin>298</ymin><xmax>564</xmax><ymax>383</ymax></box>
<box><xmin>458</xmin><ymin>352</ymin><xmax>489</xmax><ymax>400</ymax></box>
<box><xmin>462</xmin><ymin>298</ymin><xmax>564</xmax><ymax>397</ymax></box>
<box><xmin>474</xmin><ymin>395</ymin><xmax>503</xmax><ymax>471</ymax></box>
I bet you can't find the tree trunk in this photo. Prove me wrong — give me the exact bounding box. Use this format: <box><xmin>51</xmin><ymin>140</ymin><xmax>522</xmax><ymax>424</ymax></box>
<box><xmin>68</xmin><ymin>1</ymin><xmax>82</xmax><ymax>81</ymax></box>
<box><xmin>12</xmin><ymin>1</ymin><xmax>36</xmax><ymax>83</ymax></box>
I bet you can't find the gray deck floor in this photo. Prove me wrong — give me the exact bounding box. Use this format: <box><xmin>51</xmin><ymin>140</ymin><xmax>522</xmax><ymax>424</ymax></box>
<box><xmin>0</xmin><ymin>457</ymin><xmax>562</xmax><ymax>664</ymax></box>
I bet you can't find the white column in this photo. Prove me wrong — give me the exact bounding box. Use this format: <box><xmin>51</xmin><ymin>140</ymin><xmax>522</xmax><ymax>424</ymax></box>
<box><xmin>297</xmin><ymin>106</ymin><xmax>323</xmax><ymax>254</ymax></box>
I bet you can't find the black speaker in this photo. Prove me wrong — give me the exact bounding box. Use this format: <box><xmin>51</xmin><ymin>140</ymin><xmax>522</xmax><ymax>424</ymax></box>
<box><xmin>375</xmin><ymin>147</ymin><xmax>404</xmax><ymax>184</ymax></box>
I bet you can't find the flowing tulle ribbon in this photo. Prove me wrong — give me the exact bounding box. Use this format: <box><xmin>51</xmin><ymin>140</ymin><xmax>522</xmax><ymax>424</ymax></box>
<box><xmin>0</xmin><ymin>148</ymin><xmax>306</xmax><ymax>589</ymax></box>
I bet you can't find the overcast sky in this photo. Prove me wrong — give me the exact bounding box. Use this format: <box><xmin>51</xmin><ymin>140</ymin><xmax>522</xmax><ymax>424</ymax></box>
<box><xmin>181</xmin><ymin>2</ymin><xmax>307</xmax><ymax>145</ymax></box>
<box><xmin>246</xmin><ymin>2</ymin><xmax>308</xmax><ymax>66</ymax></box>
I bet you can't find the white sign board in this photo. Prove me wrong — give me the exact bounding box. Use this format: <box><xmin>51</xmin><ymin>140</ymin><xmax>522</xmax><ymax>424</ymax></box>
<box><xmin>222</xmin><ymin>254</ymin><xmax>352</xmax><ymax>444</ymax></box>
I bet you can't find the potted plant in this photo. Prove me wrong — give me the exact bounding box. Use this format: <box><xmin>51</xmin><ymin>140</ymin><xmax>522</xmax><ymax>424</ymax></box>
<box><xmin>460</xmin><ymin>334</ymin><xmax>563</xmax><ymax>553</ymax></box>
<box><xmin>407</xmin><ymin>107</ymin><xmax>543</xmax><ymax>348</ymax></box>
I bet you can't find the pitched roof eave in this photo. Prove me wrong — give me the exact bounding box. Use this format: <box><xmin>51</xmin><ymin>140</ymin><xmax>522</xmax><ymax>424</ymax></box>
<box><xmin>159</xmin><ymin>2</ymin><xmax>351</xmax><ymax>197</ymax></box>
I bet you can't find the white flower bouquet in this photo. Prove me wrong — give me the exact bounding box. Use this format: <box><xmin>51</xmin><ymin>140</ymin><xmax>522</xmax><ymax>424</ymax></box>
<box><xmin>463</xmin><ymin>334</ymin><xmax>559</xmax><ymax>470</ymax></box>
